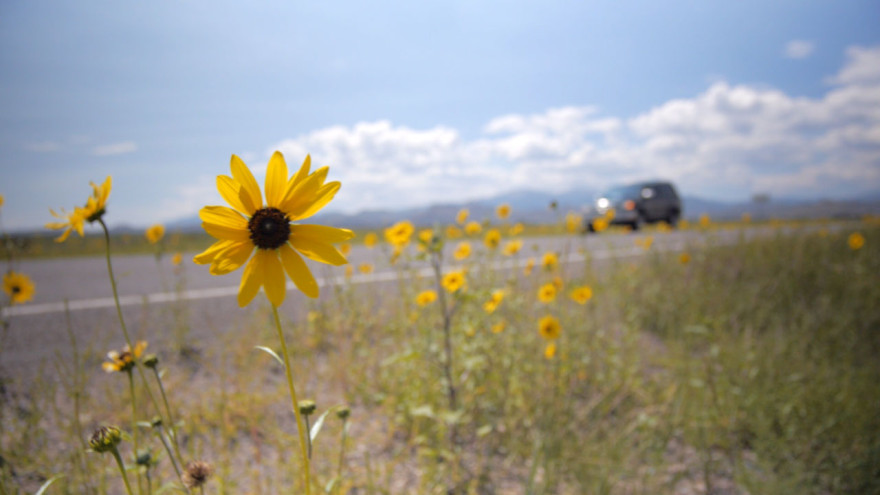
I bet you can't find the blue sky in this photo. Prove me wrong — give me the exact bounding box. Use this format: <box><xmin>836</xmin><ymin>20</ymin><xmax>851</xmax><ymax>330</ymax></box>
<box><xmin>1</xmin><ymin>0</ymin><xmax>879</xmax><ymax>231</ymax></box>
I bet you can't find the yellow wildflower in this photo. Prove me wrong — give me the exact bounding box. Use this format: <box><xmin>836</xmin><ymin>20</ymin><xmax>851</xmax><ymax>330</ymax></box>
<box><xmin>484</xmin><ymin>228</ymin><xmax>501</xmax><ymax>249</ymax></box>
<box><xmin>565</xmin><ymin>212</ymin><xmax>582</xmax><ymax>233</ymax></box>
<box><xmin>416</xmin><ymin>290</ymin><xmax>438</xmax><ymax>307</ymax></box>
<box><xmin>509</xmin><ymin>222</ymin><xmax>524</xmax><ymax>236</ymax></box>
<box><xmin>699</xmin><ymin>214</ymin><xmax>711</xmax><ymax>228</ymax></box>
<box><xmin>741</xmin><ymin>212</ymin><xmax>751</xmax><ymax>223</ymax></box>
<box><xmin>544</xmin><ymin>342</ymin><xmax>557</xmax><ymax>359</ymax></box>
<box><xmin>456</xmin><ymin>208</ymin><xmax>469</xmax><ymax>225</ymax></box>
<box><xmin>446</xmin><ymin>225</ymin><xmax>463</xmax><ymax>239</ymax></box>
<box><xmin>453</xmin><ymin>241</ymin><xmax>471</xmax><ymax>260</ymax></box>
<box><xmin>542</xmin><ymin>252</ymin><xmax>558</xmax><ymax>271</ymax></box>
<box><xmin>46</xmin><ymin>176</ymin><xmax>112</xmax><ymax>242</ymax></box>
<box><xmin>441</xmin><ymin>270</ymin><xmax>466</xmax><ymax>293</ymax></box>
<box><xmin>359</xmin><ymin>263</ymin><xmax>373</xmax><ymax>274</ymax></box>
<box><xmin>491</xmin><ymin>321</ymin><xmax>506</xmax><ymax>334</ymax></box>
<box><xmin>172</xmin><ymin>253</ymin><xmax>183</xmax><ymax>266</ymax></box>
<box><xmin>524</xmin><ymin>257</ymin><xmax>535</xmax><ymax>275</ymax></box>
<box><xmin>145</xmin><ymin>224</ymin><xmax>165</xmax><ymax>244</ymax></box>
<box><xmin>363</xmin><ymin>232</ymin><xmax>378</xmax><ymax>248</ymax></box>
<box><xmin>679</xmin><ymin>253</ymin><xmax>691</xmax><ymax>264</ymax></box>
<box><xmin>3</xmin><ymin>271</ymin><xmax>35</xmax><ymax>304</ymax></box>
<box><xmin>569</xmin><ymin>286</ymin><xmax>592</xmax><ymax>304</ymax></box>
<box><xmin>592</xmin><ymin>217</ymin><xmax>609</xmax><ymax>232</ymax></box>
<box><xmin>464</xmin><ymin>220</ymin><xmax>482</xmax><ymax>236</ymax></box>
<box><xmin>102</xmin><ymin>341</ymin><xmax>147</xmax><ymax>373</ymax></box>
<box><xmin>338</xmin><ymin>243</ymin><xmax>352</xmax><ymax>256</ymax></box>
<box><xmin>483</xmin><ymin>289</ymin><xmax>505</xmax><ymax>314</ymax></box>
<box><xmin>496</xmin><ymin>203</ymin><xmax>511</xmax><ymax>220</ymax></box>
<box><xmin>193</xmin><ymin>153</ymin><xmax>354</xmax><ymax>306</ymax></box>
<box><xmin>538</xmin><ymin>315</ymin><xmax>561</xmax><ymax>340</ymax></box>
<box><xmin>385</xmin><ymin>221</ymin><xmax>414</xmax><ymax>247</ymax></box>
<box><xmin>502</xmin><ymin>239</ymin><xmax>522</xmax><ymax>256</ymax></box>
<box><xmin>848</xmin><ymin>232</ymin><xmax>865</xmax><ymax>250</ymax></box>
<box><xmin>418</xmin><ymin>228</ymin><xmax>433</xmax><ymax>244</ymax></box>
<box><xmin>537</xmin><ymin>283</ymin><xmax>557</xmax><ymax>303</ymax></box>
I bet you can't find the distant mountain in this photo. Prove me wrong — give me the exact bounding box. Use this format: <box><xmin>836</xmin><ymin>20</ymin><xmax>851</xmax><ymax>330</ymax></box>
<box><xmin>163</xmin><ymin>187</ymin><xmax>880</xmax><ymax>233</ymax></box>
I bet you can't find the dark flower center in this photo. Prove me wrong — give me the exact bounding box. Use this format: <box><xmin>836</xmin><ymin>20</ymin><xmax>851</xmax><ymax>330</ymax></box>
<box><xmin>248</xmin><ymin>207</ymin><xmax>291</xmax><ymax>250</ymax></box>
<box><xmin>11</xmin><ymin>285</ymin><xmax>21</xmax><ymax>294</ymax></box>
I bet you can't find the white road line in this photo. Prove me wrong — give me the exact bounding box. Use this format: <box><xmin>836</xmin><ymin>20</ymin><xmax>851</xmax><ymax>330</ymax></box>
<box><xmin>1</xmin><ymin>242</ymin><xmax>684</xmax><ymax>318</ymax></box>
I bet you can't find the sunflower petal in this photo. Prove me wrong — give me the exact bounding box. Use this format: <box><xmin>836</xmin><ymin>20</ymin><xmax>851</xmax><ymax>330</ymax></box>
<box><xmin>194</xmin><ymin>239</ymin><xmax>235</xmax><ymax>265</ymax></box>
<box><xmin>238</xmin><ymin>253</ymin><xmax>263</xmax><ymax>307</ymax></box>
<box><xmin>294</xmin><ymin>181</ymin><xmax>341</xmax><ymax>220</ymax></box>
<box><xmin>199</xmin><ymin>206</ymin><xmax>248</xmax><ymax>229</ymax></box>
<box><xmin>259</xmin><ymin>250</ymin><xmax>286</xmax><ymax>307</ymax></box>
<box><xmin>288</xmin><ymin>154</ymin><xmax>312</xmax><ymax>190</ymax></box>
<box><xmin>289</xmin><ymin>236</ymin><xmax>348</xmax><ymax>266</ymax></box>
<box><xmin>217</xmin><ymin>175</ymin><xmax>251</xmax><ymax>214</ymax></box>
<box><xmin>290</xmin><ymin>224</ymin><xmax>355</xmax><ymax>243</ymax></box>
<box><xmin>202</xmin><ymin>222</ymin><xmax>251</xmax><ymax>242</ymax></box>
<box><xmin>230</xmin><ymin>154</ymin><xmax>262</xmax><ymax>212</ymax></box>
<box><xmin>280</xmin><ymin>167</ymin><xmax>328</xmax><ymax>217</ymax></box>
<box><xmin>54</xmin><ymin>227</ymin><xmax>72</xmax><ymax>243</ymax></box>
<box><xmin>210</xmin><ymin>241</ymin><xmax>254</xmax><ymax>275</ymax></box>
<box><xmin>265</xmin><ymin>151</ymin><xmax>289</xmax><ymax>208</ymax></box>
<box><xmin>279</xmin><ymin>244</ymin><xmax>319</xmax><ymax>298</ymax></box>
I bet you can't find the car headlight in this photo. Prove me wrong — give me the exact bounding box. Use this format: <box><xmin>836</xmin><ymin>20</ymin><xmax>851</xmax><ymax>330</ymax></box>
<box><xmin>596</xmin><ymin>198</ymin><xmax>610</xmax><ymax>209</ymax></box>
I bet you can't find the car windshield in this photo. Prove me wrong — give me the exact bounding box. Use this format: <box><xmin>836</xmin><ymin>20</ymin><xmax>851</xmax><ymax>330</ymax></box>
<box><xmin>599</xmin><ymin>185</ymin><xmax>641</xmax><ymax>201</ymax></box>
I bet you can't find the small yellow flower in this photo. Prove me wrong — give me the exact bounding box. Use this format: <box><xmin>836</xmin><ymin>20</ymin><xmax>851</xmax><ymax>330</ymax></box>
<box><xmin>193</xmin><ymin>153</ymin><xmax>354</xmax><ymax>306</ymax></box>
<box><xmin>483</xmin><ymin>289</ymin><xmax>505</xmax><ymax>314</ymax></box>
<box><xmin>544</xmin><ymin>342</ymin><xmax>557</xmax><ymax>360</ymax></box>
<box><xmin>364</xmin><ymin>232</ymin><xmax>378</xmax><ymax>248</ymax></box>
<box><xmin>416</xmin><ymin>290</ymin><xmax>438</xmax><ymax>307</ymax></box>
<box><xmin>464</xmin><ymin>220</ymin><xmax>482</xmax><ymax>236</ymax></box>
<box><xmin>484</xmin><ymin>228</ymin><xmax>501</xmax><ymax>249</ymax></box>
<box><xmin>46</xmin><ymin>176</ymin><xmax>112</xmax><ymax>242</ymax></box>
<box><xmin>741</xmin><ymin>212</ymin><xmax>751</xmax><ymax>223</ymax></box>
<box><xmin>496</xmin><ymin>203</ymin><xmax>511</xmax><ymax>220</ymax></box>
<box><xmin>0</xmin><ymin>194</ymin><xmax>4</xmax><ymax>208</ymax></box>
<box><xmin>524</xmin><ymin>257</ymin><xmax>535</xmax><ymax>275</ymax></box>
<box><xmin>441</xmin><ymin>270</ymin><xmax>466</xmax><ymax>293</ymax></box>
<box><xmin>446</xmin><ymin>225</ymin><xmax>463</xmax><ymax>239</ymax></box>
<box><xmin>565</xmin><ymin>212</ymin><xmax>582</xmax><ymax>233</ymax></box>
<box><xmin>592</xmin><ymin>217</ymin><xmax>609</xmax><ymax>232</ymax></box>
<box><xmin>699</xmin><ymin>214</ymin><xmax>711</xmax><ymax>228</ymax></box>
<box><xmin>172</xmin><ymin>253</ymin><xmax>183</xmax><ymax>266</ymax></box>
<box><xmin>605</xmin><ymin>208</ymin><xmax>616</xmax><ymax>220</ymax></box>
<box><xmin>502</xmin><ymin>239</ymin><xmax>523</xmax><ymax>256</ymax></box>
<box><xmin>679</xmin><ymin>219</ymin><xmax>690</xmax><ymax>230</ymax></box>
<box><xmin>345</xmin><ymin>265</ymin><xmax>354</xmax><ymax>278</ymax></box>
<box><xmin>338</xmin><ymin>243</ymin><xmax>352</xmax><ymax>256</ymax></box>
<box><xmin>552</xmin><ymin>276</ymin><xmax>564</xmax><ymax>290</ymax></box>
<box><xmin>538</xmin><ymin>315</ymin><xmax>561</xmax><ymax>340</ymax></box>
<box><xmin>390</xmin><ymin>244</ymin><xmax>405</xmax><ymax>264</ymax></box>
<box><xmin>637</xmin><ymin>236</ymin><xmax>653</xmax><ymax>250</ymax></box>
<box><xmin>491</xmin><ymin>320</ymin><xmax>506</xmax><ymax>334</ymax></box>
<box><xmin>385</xmin><ymin>221</ymin><xmax>414</xmax><ymax>247</ymax></box>
<box><xmin>848</xmin><ymin>232</ymin><xmax>865</xmax><ymax>250</ymax></box>
<box><xmin>102</xmin><ymin>341</ymin><xmax>147</xmax><ymax>373</ymax></box>
<box><xmin>418</xmin><ymin>228</ymin><xmax>434</xmax><ymax>244</ymax></box>
<box><xmin>679</xmin><ymin>253</ymin><xmax>691</xmax><ymax>264</ymax></box>
<box><xmin>569</xmin><ymin>286</ymin><xmax>593</xmax><ymax>304</ymax></box>
<box><xmin>89</xmin><ymin>426</ymin><xmax>122</xmax><ymax>454</ymax></box>
<box><xmin>537</xmin><ymin>283</ymin><xmax>557</xmax><ymax>303</ymax></box>
<box><xmin>509</xmin><ymin>222</ymin><xmax>524</xmax><ymax>236</ymax></box>
<box><xmin>145</xmin><ymin>224</ymin><xmax>165</xmax><ymax>244</ymax></box>
<box><xmin>456</xmin><ymin>208</ymin><xmax>469</xmax><ymax>225</ymax></box>
<box><xmin>359</xmin><ymin>263</ymin><xmax>373</xmax><ymax>274</ymax></box>
<box><xmin>453</xmin><ymin>241</ymin><xmax>471</xmax><ymax>260</ymax></box>
<box><xmin>542</xmin><ymin>252</ymin><xmax>558</xmax><ymax>271</ymax></box>
<box><xmin>3</xmin><ymin>271</ymin><xmax>35</xmax><ymax>304</ymax></box>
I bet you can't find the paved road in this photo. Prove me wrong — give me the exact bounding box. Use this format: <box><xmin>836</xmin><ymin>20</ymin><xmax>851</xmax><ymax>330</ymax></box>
<box><xmin>0</xmin><ymin>228</ymin><xmax>751</xmax><ymax>375</ymax></box>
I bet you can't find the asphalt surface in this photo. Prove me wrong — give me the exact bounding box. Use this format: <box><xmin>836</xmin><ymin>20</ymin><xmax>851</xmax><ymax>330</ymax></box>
<box><xmin>0</xmin><ymin>228</ymin><xmax>736</xmax><ymax>375</ymax></box>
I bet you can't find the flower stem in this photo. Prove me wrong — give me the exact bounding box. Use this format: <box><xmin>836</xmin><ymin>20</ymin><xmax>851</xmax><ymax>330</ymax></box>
<box><xmin>127</xmin><ymin>372</ymin><xmax>145</xmax><ymax>495</ymax></box>
<box><xmin>111</xmin><ymin>448</ymin><xmax>136</xmax><ymax>495</ymax></box>
<box><xmin>151</xmin><ymin>367</ymin><xmax>185</xmax><ymax>472</ymax></box>
<box><xmin>271</xmin><ymin>305</ymin><xmax>311</xmax><ymax>495</ymax></box>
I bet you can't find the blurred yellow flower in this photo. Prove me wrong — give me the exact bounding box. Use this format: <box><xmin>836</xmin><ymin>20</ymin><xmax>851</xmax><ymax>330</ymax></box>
<box><xmin>446</xmin><ymin>225</ymin><xmax>463</xmax><ymax>239</ymax></box>
<box><xmin>456</xmin><ymin>208</ymin><xmax>469</xmax><ymax>225</ymax></box>
<box><xmin>679</xmin><ymin>252</ymin><xmax>691</xmax><ymax>264</ymax></box>
<box><xmin>3</xmin><ymin>271</ymin><xmax>35</xmax><ymax>304</ymax></box>
<box><xmin>496</xmin><ymin>203</ymin><xmax>511</xmax><ymax>220</ymax></box>
<box><xmin>418</xmin><ymin>228</ymin><xmax>433</xmax><ymax>244</ymax></box>
<box><xmin>338</xmin><ymin>243</ymin><xmax>352</xmax><ymax>256</ymax></box>
<box><xmin>345</xmin><ymin>265</ymin><xmax>354</xmax><ymax>278</ymax></box>
<box><xmin>848</xmin><ymin>232</ymin><xmax>865</xmax><ymax>250</ymax></box>
<box><xmin>538</xmin><ymin>315</ymin><xmax>561</xmax><ymax>340</ymax></box>
<box><xmin>145</xmin><ymin>224</ymin><xmax>165</xmax><ymax>244</ymax></box>
<box><xmin>172</xmin><ymin>252</ymin><xmax>183</xmax><ymax>266</ymax></box>
<box><xmin>0</xmin><ymin>194</ymin><xmax>4</xmax><ymax>208</ymax></box>
<box><xmin>636</xmin><ymin>236</ymin><xmax>653</xmax><ymax>250</ymax></box>
<box><xmin>193</xmin><ymin>153</ymin><xmax>353</xmax><ymax>306</ymax></box>
<box><xmin>552</xmin><ymin>276</ymin><xmax>564</xmax><ymax>290</ymax></box>
<box><xmin>569</xmin><ymin>286</ymin><xmax>592</xmax><ymax>304</ymax></box>
<box><xmin>385</xmin><ymin>220</ymin><xmax>414</xmax><ymax>247</ymax></box>
<box><xmin>453</xmin><ymin>241</ymin><xmax>471</xmax><ymax>260</ymax></box>
<box><xmin>741</xmin><ymin>212</ymin><xmax>751</xmax><ymax>223</ymax></box>
<box><xmin>464</xmin><ymin>220</ymin><xmax>482</xmax><ymax>235</ymax></box>
<box><xmin>544</xmin><ymin>342</ymin><xmax>557</xmax><ymax>359</ymax></box>
<box><xmin>484</xmin><ymin>228</ymin><xmax>501</xmax><ymax>249</ymax></box>
<box><xmin>483</xmin><ymin>289</ymin><xmax>505</xmax><ymax>314</ymax></box>
<box><xmin>102</xmin><ymin>341</ymin><xmax>147</xmax><ymax>373</ymax></box>
<box><xmin>416</xmin><ymin>289</ymin><xmax>437</xmax><ymax>306</ymax></box>
<box><xmin>592</xmin><ymin>217</ymin><xmax>609</xmax><ymax>232</ymax></box>
<box><xmin>699</xmin><ymin>214</ymin><xmax>711</xmax><ymax>228</ymax></box>
<box><xmin>565</xmin><ymin>212</ymin><xmax>582</xmax><ymax>233</ymax></box>
<box><xmin>542</xmin><ymin>252</ymin><xmax>558</xmax><ymax>271</ymax></box>
<box><xmin>679</xmin><ymin>219</ymin><xmax>690</xmax><ymax>230</ymax></box>
<box><xmin>509</xmin><ymin>222</ymin><xmax>524</xmax><ymax>236</ymax></box>
<box><xmin>502</xmin><ymin>239</ymin><xmax>522</xmax><ymax>256</ymax></box>
<box><xmin>441</xmin><ymin>270</ymin><xmax>466</xmax><ymax>293</ymax></box>
<box><xmin>363</xmin><ymin>232</ymin><xmax>378</xmax><ymax>248</ymax></box>
<box><xmin>537</xmin><ymin>283</ymin><xmax>557</xmax><ymax>303</ymax></box>
<box><xmin>491</xmin><ymin>320</ymin><xmax>506</xmax><ymax>334</ymax></box>
<box><xmin>604</xmin><ymin>208</ymin><xmax>616</xmax><ymax>220</ymax></box>
<box><xmin>46</xmin><ymin>176</ymin><xmax>112</xmax><ymax>242</ymax></box>
<box><xmin>524</xmin><ymin>257</ymin><xmax>535</xmax><ymax>275</ymax></box>
<box><xmin>359</xmin><ymin>263</ymin><xmax>373</xmax><ymax>274</ymax></box>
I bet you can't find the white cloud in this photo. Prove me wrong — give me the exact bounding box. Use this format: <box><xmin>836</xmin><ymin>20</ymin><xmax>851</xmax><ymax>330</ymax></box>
<box><xmin>168</xmin><ymin>44</ymin><xmax>880</xmax><ymax>217</ymax></box>
<box><xmin>784</xmin><ymin>40</ymin><xmax>815</xmax><ymax>59</ymax></box>
<box><xmin>92</xmin><ymin>141</ymin><xmax>138</xmax><ymax>156</ymax></box>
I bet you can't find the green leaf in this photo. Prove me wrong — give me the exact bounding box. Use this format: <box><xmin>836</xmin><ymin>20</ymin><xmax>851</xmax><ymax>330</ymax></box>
<box><xmin>35</xmin><ymin>475</ymin><xmax>63</xmax><ymax>495</ymax></box>
<box><xmin>310</xmin><ymin>405</ymin><xmax>345</xmax><ymax>443</ymax></box>
<box><xmin>254</xmin><ymin>346</ymin><xmax>284</xmax><ymax>366</ymax></box>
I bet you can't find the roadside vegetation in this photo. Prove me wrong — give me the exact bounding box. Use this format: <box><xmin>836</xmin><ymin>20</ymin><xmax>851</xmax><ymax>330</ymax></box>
<box><xmin>1</xmin><ymin>175</ymin><xmax>878</xmax><ymax>494</ymax></box>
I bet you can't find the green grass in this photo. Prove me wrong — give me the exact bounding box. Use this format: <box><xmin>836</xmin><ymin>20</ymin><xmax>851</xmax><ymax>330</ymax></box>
<box><xmin>1</xmin><ymin>221</ymin><xmax>877</xmax><ymax>494</ymax></box>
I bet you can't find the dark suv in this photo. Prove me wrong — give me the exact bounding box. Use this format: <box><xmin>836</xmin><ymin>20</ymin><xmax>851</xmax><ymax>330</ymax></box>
<box><xmin>587</xmin><ymin>181</ymin><xmax>682</xmax><ymax>231</ymax></box>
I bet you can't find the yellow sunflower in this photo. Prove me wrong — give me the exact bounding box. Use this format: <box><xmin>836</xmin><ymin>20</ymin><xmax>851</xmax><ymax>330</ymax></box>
<box><xmin>446</xmin><ymin>225</ymin><xmax>463</xmax><ymax>239</ymax></box>
<box><xmin>484</xmin><ymin>229</ymin><xmax>501</xmax><ymax>249</ymax></box>
<box><xmin>483</xmin><ymin>289</ymin><xmax>505</xmax><ymax>314</ymax></box>
<box><xmin>102</xmin><ymin>341</ymin><xmax>147</xmax><ymax>373</ymax></box>
<box><xmin>496</xmin><ymin>203</ymin><xmax>511</xmax><ymax>220</ymax></box>
<box><xmin>569</xmin><ymin>286</ymin><xmax>593</xmax><ymax>305</ymax></box>
<box><xmin>193</xmin><ymin>152</ymin><xmax>354</xmax><ymax>306</ymax></box>
<box><xmin>46</xmin><ymin>176</ymin><xmax>112</xmax><ymax>242</ymax></box>
<box><xmin>453</xmin><ymin>241</ymin><xmax>471</xmax><ymax>260</ymax></box>
<box><xmin>416</xmin><ymin>289</ymin><xmax>438</xmax><ymax>307</ymax></box>
<box><xmin>502</xmin><ymin>239</ymin><xmax>522</xmax><ymax>256</ymax></box>
<box><xmin>538</xmin><ymin>315</ymin><xmax>561</xmax><ymax>340</ymax></box>
<box><xmin>363</xmin><ymin>232</ymin><xmax>378</xmax><ymax>248</ymax></box>
<box><xmin>542</xmin><ymin>252</ymin><xmax>558</xmax><ymax>271</ymax></box>
<box><xmin>145</xmin><ymin>224</ymin><xmax>165</xmax><ymax>244</ymax></box>
<box><xmin>456</xmin><ymin>208</ymin><xmax>469</xmax><ymax>225</ymax></box>
<box><xmin>537</xmin><ymin>283</ymin><xmax>557</xmax><ymax>303</ymax></box>
<box><xmin>441</xmin><ymin>270</ymin><xmax>466</xmax><ymax>293</ymax></box>
<box><xmin>3</xmin><ymin>271</ymin><xmax>35</xmax><ymax>304</ymax></box>
<box><xmin>848</xmin><ymin>232</ymin><xmax>865</xmax><ymax>251</ymax></box>
<box><xmin>385</xmin><ymin>220</ymin><xmax>414</xmax><ymax>247</ymax></box>
<box><xmin>464</xmin><ymin>220</ymin><xmax>482</xmax><ymax>236</ymax></box>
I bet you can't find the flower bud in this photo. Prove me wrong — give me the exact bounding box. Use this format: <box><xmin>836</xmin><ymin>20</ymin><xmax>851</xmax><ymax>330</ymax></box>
<box><xmin>298</xmin><ymin>399</ymin><xmax>316</xmax><ymax>416</ymax></box>
<box><xmin>336</xmin><ymin>406</ymin><xmax>351</xmax><ymax>420</ymax></box>
<box><xmin>89</xmin><ymin>426</ymin><xmax>122</xmax><ymax>453</ymax></box>
<box><xmin>143</xmin><ymin>354</ymin><xmax>159</xmax><ymax>368</ymax></box>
